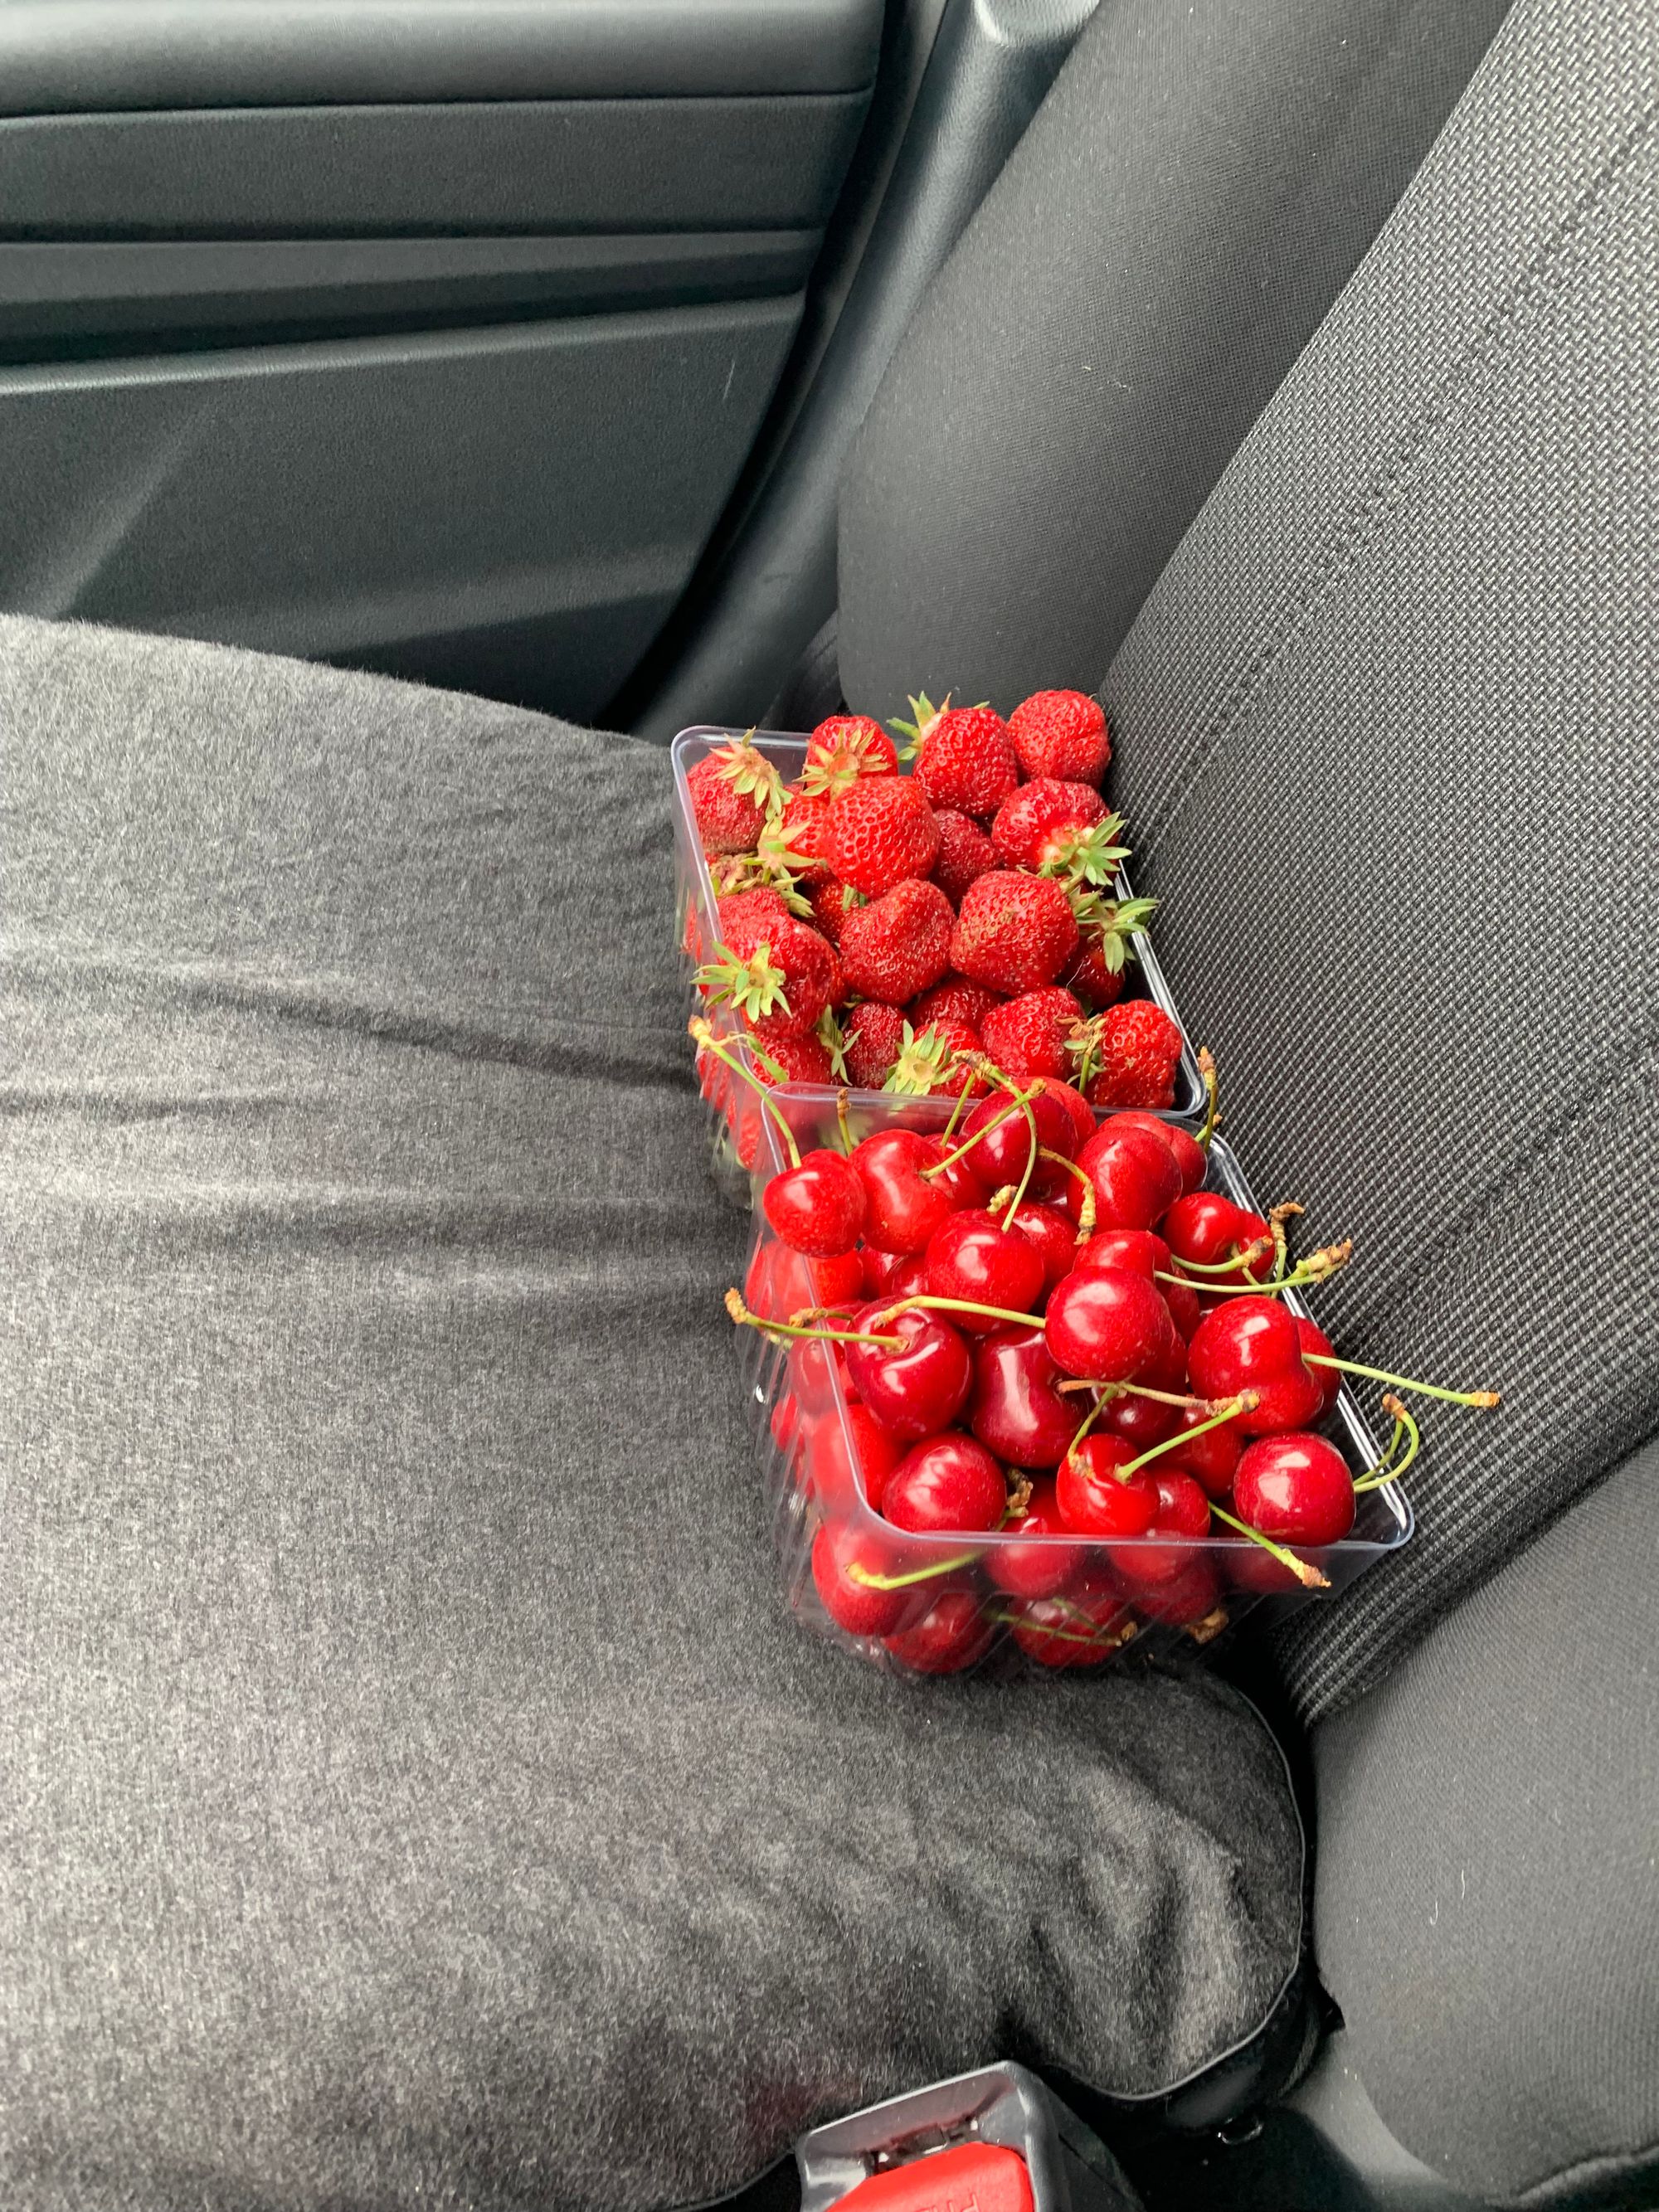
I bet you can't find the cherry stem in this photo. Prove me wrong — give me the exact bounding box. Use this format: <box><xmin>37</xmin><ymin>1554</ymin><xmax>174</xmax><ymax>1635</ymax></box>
<box><xmin>688</xmin><ymin>1018</ymin><xmax>800</xmax><ymax>1169</ymax></box>
<box><xmin>987</xmin><ymin>1603</ymin><xmax>1134</xmax><ymax>1650</ymax></box>
<box><xmin>724</xmin><ymin>1288</ymin><xmax>901</xmax><ymax>1350</ymax></box>
<box><xmin>1067</xmin><ymin>1393</ymin><xmax>1107</xmax><ymax>1460</ymax></box>
<box><xmin>872</xmin><ymin>1293</ymin><xmax>1044</xmax><ymax>1330</ymax></box>
<box><xmin>922</xmin><ymin>1082</ymin><xmax>1044</xmax><ymax>1178</ymax></box>
<box><xmin>941</xmin><ymin>1078</ymin><xmax>973</xmax><ymax>1145</ymax></box>
<box><xmin>1057</xmin><ymin>1378</ymin><xmax>1216</xmax><ymax>1411</ymax></box>
<box><xmin>1207</xmin><ymin>1502</ymin><xmax>1331</xmax><ymax>1589</ymax></box>
<box><xmin>1354</xmin><ymin>1394</ymin><xmax>1423</xmax><ymax>1490</ymax></box>
<box><xmin>834</xmin><ymin>1088</ymin><xmax>854</xmax><ymax>1156</ymax></box>
<box><xmin>1197</xmin><ymin>1046</ymin><xmax>1220</xmax><ymax>1150</ymax></box>
<box><xmin>1038</xmin><ymin>1148</ymin><xmax>1097</xmax><ymax>1236</ymax></box>
<box><xmin>848</xmin><ymin>1549</ymin><xmax>981</xmax><ymax>1592</ymax></box>
<box><xmin>1170</xmin><ymin>1237</ymin><xmax>1274</xmax><ymax>1276</ymax></box>
<box><xmin>1305</xmin><ymin>1354</ymin><xmax>1500</xmax><ymax>1410</ymax></box>
<box><xmin>1121</xmin><ymin>1394</ymin><xmax>1257</xmax><ymax>1474</ymax></box>
<box><xmin>1157</xmin><ymin>1239</ymin><xmax>1353</xmax><ymax>1296</ymax></box>
<box><xmin>1005</xmin><ymin>1096</ymin><xmax>1042</xmax><ymax>1218</ymax></box>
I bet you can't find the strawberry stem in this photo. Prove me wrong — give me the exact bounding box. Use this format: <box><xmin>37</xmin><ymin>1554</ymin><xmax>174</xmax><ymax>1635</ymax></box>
<box><xmin>1306</xmin><ymin>1355</ymin><xmax>1499</xmax><ymax>1410</ymax></box>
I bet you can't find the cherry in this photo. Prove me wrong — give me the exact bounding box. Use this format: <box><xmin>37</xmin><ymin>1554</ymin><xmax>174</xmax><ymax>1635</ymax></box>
<box><xmin>1054</xmin><ymin>1435</ymin><xmax>1160</xmax><ymax>1536</ymax></box>
<box><xmin>747</xmin><ymin>1238</ymin><xmax>864</xmax><ymax>1322</ymax></box>
<box><xmin>851</xmin><ymin>1129</ymin><xmax>968</xmax><ymax>1254</ymax></box>
<box><xmin>1038</xmin><ymin>1076</ymin><xmax>1097</xmax><ymax>1153</ymax></box>
<box><xmin>985</xmin><ymin>1474</ymin><xmax>1087</xmax><ymax>1597</ymax></box>
<box><xmin>1219</xmin><ymin>1534</ymin><xmax>1306</xmax><ymax>1593</ymax></box>
<box><xmin>1044</xmin><ymin>1266</ymin><xmax>1171</xmax><ymax>1383</ymax></box>
<box><xmin>787</xmin><ymin>1330</ymin><xmax>849</xmax><ymax>1417</ymax></box>
<box><xmin>1110</xmin><ymin>1466</ymin><xmax>1211</xmax><ymax>1587</ymax></box>
<box><xmin>1007</xmin><ymin>1587</ymin><xmax>1131</xmax><ymax>1669</ymax></box>
<box><xmin>1233</xmin><ymin>1432</ymin><xmax>1355</xmax><ymax>1547</ymax></box>
<box><xmin>811</xmin><ymin>1519</ymin><xmax>907</xmax><ymax>1636</ymax></box>
<box><xmin>1075</xmin><ymin>1123</ymin><xmax>1183</xmax><ymax>1232</ymax></box>
<box><xmin>1134</xmin><ymin>1555</ymin><xmax>1224</xmax><ymax>1629</ymax></box>
<box><xmin>1187</xmin><ymin>1296</ymin><xmax>1325</xmax><ymax>1435</ymax></box>
<box><xmin>923</xmin><ymin>1211</ymin><xmax>1046</xmax><ymax>1330</ymax></box>
<box><xmin>885</xmin><ymin>1586</ymin><xmax>995</xmax><ymax>1674</ymax></box>
<box><xmin>1098</xmin><ymin>1111</ymin><xmax>1207</xmax><ymax>1194</ymax></box>
<box><xmin>845</xmin><ymin>1306</ymin><xmax>974</xmax><ymax>1441</ymax></box>
<box><xmin>1155</xmin><ymin>1402</ymin><xmax>1243</xmax><ymax>1500</ymax></box>
<box><xmin>1163</xmin><ymin>1191</ymin><xmax>1273</xmax><ymax>1286</ymax></box>
<box><xmin>1073</xmin><ymin>1227</ymin><xmax>1170</xmax><ymax>1282</ymax></box>
<box><xmin>804</xmin><ymin>1402</ymin><xmax>904</xmax><ymax>1512</ymax></box>
<box><xmin>1093</xmin><ymin>1380</ymin><xmax>1181</xmax><ymax>1453</ymax></box>
<box><xmin>861</xmin><ymin>1247</ymin><xmax>930</xmax><ymax>1298</ymax></box>
<box><xmin>1297</xmin><ymin>1317</ymin><xmax>1343</xmax><ymax>1413</ymax></box>
<box><xmin>969</xmin><ymin>1326</ymin><xmax>1078</xmax><ymax>1468</ymax></box>
<box><xmin>999</xmin><ymin>1199</ymin><xmax>1077</xmax><ymax>1289</ymax></box>
<box><xmin>762</xmin><ymin>1147</ymin><xmax>866</xmax><ymax>1257</ymax></box>
<box><xmin>956</xmin><ymin>1087</ymin><xmax>1079</xmax><ymax>1198</ymax></box>
<box><xmin>883</xmin><ymin>1432</ymin><xmax>1008</xmax><ymax>1534</ymax></box>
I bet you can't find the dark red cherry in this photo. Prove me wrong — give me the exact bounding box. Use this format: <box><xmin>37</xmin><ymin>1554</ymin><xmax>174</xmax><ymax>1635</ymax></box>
<box><xmin>1000</xmin><ymin>1200</ymin><xmax>1077</xmax><ymax>1290</ymax></box>
<box><xmin>882</xmin><ymin>1432</ymin><xmax>1008</xmax><ymax>1534</ymax></box>
<box><xmin>968</xmin><ymin>1326</ymin><xmax>1078</xmax><ymax>1468</ymax></box>
<box><xmin>1094</xmin><ymin>1382</ymin><xmax>1180</xmax><ymax>1452</ymax></box>
<box><xmin>1054</xmin><ymin>1434</ymin><xmax>1160</xmax><ymax>1536</ymax></box>
<box><xmin>1110</xmin><ymin>1466</ymin><xmax>1212</xmax><ymax>1587</ymax></box>
<box><xmin>845</xmin><ymin>1307</ymin><xmax>973</xmax><ymax>1441</ymax></box>
<box><xmin>811</xmin><ymin>1518</ymin><xmax>907</xmax><ymax>1636</ymax></box>
<box><xmin>1075</xmin><ymin>1124</ymin><xmax>1183</xmax><ymax>1231</ymax></box>
<box><xmin>1007</xmin><ymin>1587</ymin><xmax>1131</xmax><ymax>1669</ymax></box>
<box><xmin>1134</xmin><ymin>1555</ymin><xmax>1224</xmax><ymax>1628</ymax></box>
<box><xmin>884</xmin><ymin>1586</ymin><xmax>995</xmax><ymax>1674</ymax></box>
<box><xmin>1073</xmin><ymin>1227</ymin><xmax>1170</xmax><ymax>1282</ymax></box>
<box><xmin>1233</xmin><ymin>1432</ymin><xmax>1355</xmax><ymax>1547</ymax></box>
<box><xmin>1188</xmin><ymin>1296</ymin><xmax>1323</xmax><ymax>1434</ymax></box>
<box><xmin>1296</xmin><ymin>1317</ymin><xmax>1343</xmax><ymax>1413</ymax></box>
<box><xmin>762</xmin><ymin>1147</ymin><xmax>867</xmax><ymax>1257</ymax></box>
<box><xmin>1098</xmin><ymin>1111</ymin><xmax>1207</xmax><ymax>1194</ymax></box>
<box><xmin>956</xmin><ymin>1087</ymin><xmax>1079</xmax><ymax>1198</ymax></box>
<box><xmin>923</xmin><ymin>1210</ymin><xmax>1045</xmax><ymax>1330</ymax></box>
<box><xmin>985</xmin><ymin>1474</ymin><xmax>1087</xmax><ymax>1597</ymax></box>
<box><xmin>861</xmin><ymin>1246</ymin><xmax>930</xmax><ymax>1299</ymax></box>
<box><xmin>851</xmin><ymin>1128</ymin><xmax>964</xmax><ymax>1255</ymax></box>
<box><xmin>1162</xmin><ymin>1191</ymin><xmax>1273</xmax><ymax>1286</ymax></box>
<box><xmin>1044</xmin><ymin>1266</ymin><xmax>1171</xmax><ymax>1383</ymax></box>
<box><xmin>804</xmin><ymin>1402</ymin><xmax>904</xmax><ymax>1512</ymax></box>
<box><xmin>1155</xmin><ymin>1402</ymin><xmax>1244</xmax><ymax>1499</ymax></box>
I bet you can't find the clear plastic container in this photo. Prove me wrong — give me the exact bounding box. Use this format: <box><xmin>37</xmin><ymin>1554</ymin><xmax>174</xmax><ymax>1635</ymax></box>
<box><xmin>672</xmin><ymin>723</ymin><xmax>1206</xmax><ymax>1198</ymax></box>
<box><xmin>732</xmin><ymin>1088</ymin><xmax>1413</xmax><ymax>1676</ymax></box>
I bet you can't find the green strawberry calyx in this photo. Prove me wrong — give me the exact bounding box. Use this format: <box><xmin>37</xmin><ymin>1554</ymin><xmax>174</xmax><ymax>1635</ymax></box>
<box><xmin>815</xmin><ymin>1006</ymin><xmax>850</xmax><ymax>1082</ymax></box>
<box><xmin>800</xmin><ymin>728</ymin><xmax>885</xmax><ymax>800</ymax></box>
<box><xmin>1039</xmin><ymin>811</ymin><xmax>1131</xmax><ymax>890</ymax></box>
<box><xmin>712</xmin><ymin>736</ymin><xmax>786</xmax><ymax>818</ymax></box>
<box><xmin>890</xmin><ymin>691</ymin><xmax>951</xmax><ymax>763</ymax></box>
<box><xmin>883</xmin><ymin>1021</ymin><xmax>957</xmax><ymax>1095</ymax></box>
<box><xmin>694</xmin><ymin>939</ymin><xmax>793</xmax><ymax>1024</ymax></box>
<box><xmin>1065</xmin><ymin>1014</ymin><xmax>1107</xmax><ymax>1091</ymax></box>
<box><xmin>1070</xmin><ymin>889</ymin><xmax>1158</xmax><ymax>971</ymax></box>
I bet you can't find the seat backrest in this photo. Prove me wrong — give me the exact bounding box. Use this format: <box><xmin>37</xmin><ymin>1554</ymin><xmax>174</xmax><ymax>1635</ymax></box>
<box><xmin>835</xmin><ymin>0</ymin><xmax>1513</xmax><ymax>720</ymax></box>
<box><xmin>846</xmin><ymin>0</ymin><xmax>1659</xmax><ymax>1715</ymax></box>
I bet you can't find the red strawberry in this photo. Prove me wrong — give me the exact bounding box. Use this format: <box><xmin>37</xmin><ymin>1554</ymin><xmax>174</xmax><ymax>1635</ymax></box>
<box><xmin>838</xmin><ymin>878</ymin><xmax>954</xmax><ymax>1005</ymax></box>
<box><xmin>747</xmin><ymin>1027</ymin><xmax>836</xmax><ymax>1086</ymax></box>
<box><xmin>884</xmin><ymin>1018</ymin><xmax>987</xmax><ymax>1099</ymax></box>
<box><xmin>809</xmin><ymin>878</ymin><xmax>862</xmax><ymax>946</ymax></box>
<box><xmin>697</xmin><ymin>908</ymin><xmax>836</xmax><ymax>1037</ymax></box>
<box><xmin>898</xmin><ymin>695</ymin><xmax>1019</xmax><ymax>820</ymax></box>
<box><xmin>930</xmin><ymin>808</ymin><xmax>1000</xmax><ymax>904</ymax></box>
<box><xmin>688</xmin><ymin>884</ymin><xmax>791</xmax><ymax>970</ymax></box>
<box><xmin>686</xmin><ymin>738</ymin><xmax>784</xmax><ymax>855</ymax></box>
<box><xmin>823</xmin><ymin>776</ymin><xmax>941</xmax><ymax>896</ymax></box>
<box><xmin>951</xmin><ymin>871</ymin><xmax>1079</xmax><ymax>994</ymax></box>
<box><xmin>909</xmin><ymin>978</ymin><xmax>1000</xmax><ymax>1032</ymax></box>
<box><xmin>1062</xmin><ymin>891</ymin><xmax>1157</xmax><ymax>1008</ymax></box>
<box><xmin>1080</xmin><ymin>1001</ymin><xmax>1185</xmax><ymax>1108</ymax></box>
<box><xmin>990</xmin><ymin>780</ymin><xmax>1127</xmax><ymax>886</ymax></box>
<box><xmin>980</xmin><ymin>986</ymin><xmax>1083</xmax><ymax>1081</ymax></box>
<box><xmin>1008</xmin><ymin>690</ymin><xmax>1112</xmax><ymax>786</ymax></box>
<box><xmin>1061</xmin><ymin>939</ymin><xmax>1126</xmax><ymax>1010</ymax></box>
<box><xmin>844</xmin><ymin>1000</ymin><xmax>907</xmax><ymax>1088</ymax></box>
<box><xmin>800</xmin><ymin>715</ymin><xmax>898</xmax><ymax>799</ymax></box>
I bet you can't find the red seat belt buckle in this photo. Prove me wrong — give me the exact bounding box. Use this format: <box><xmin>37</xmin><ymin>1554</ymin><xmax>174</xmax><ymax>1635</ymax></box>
<box><xmin>831</xmin><ymin>2142</ymin><xmax>1035</xmax><ymax>2212</ymax></box>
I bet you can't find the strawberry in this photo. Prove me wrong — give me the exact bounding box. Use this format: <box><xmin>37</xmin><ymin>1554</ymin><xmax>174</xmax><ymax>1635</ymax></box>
<box><xmin>909</xmin><ymin>977</ymin><xmax>1000</xmax><ymax>1032</ymax></box>
<box><xmin>883</xmin><ymin>1019</ymin><xmax>987</xmax><ymax>1100</ymax></box>
<box><xmin>686</xmin><ymin>737</ymin><xmax>784</xmax><ymax>854</ymax></box>
<box><xmin>1008</xmin><ymin>690</ymin><xmax>1112</xmax><ymax>786</ymax></box>
<box><xmin>765</xmin><ymin>789</ymin><xmax>833</xmax><ymax>887</ymax></box>
<box><xmin>844</xmin><ymin>1000</ymin><xmax>907</xmax><ymax>1088</ymax></box>
<box><xmin>930</xmin><ymin>808</ymin><xmax>999</xmax><ymax>905</ymax></box>
<box><xmin>980</xmin><ymin>986</ymin><xmax>1084</xmax><ymax>1081</ymax></box>
<box><xmin>950</xmin><ymin>871</ymin><xmax>1079</xmax><ymax>994</ymax></box>
<box><xmin>808</xmin><ymin>878</ymin><xmax>862</xmax><ymax>946</ymax></box>
<box><xmin>990</xmin><ymin>780</ymin><xmax>1128</xmax><ymax>887</ymax></box>
<box><xmin>1060</xmin><ymin>938</ymin><xmax>1126</xmax><ymax>1010</ymax></box>
<box><xmin>1076</xmin><ymin>1000</ymin><xmax>1185</xmax><ymax>1109</ymax></box>
<box><xmin>897</xmin><ymin>695</ymin><xmax>1019</xmax><ymax>820</ymax></box>
<box><xmin>823</xmin><ymin>775</ymin><xmax>940</xmax><ymax>896</ymax></box>
<box><xmin>800</xmin><ymin>715</ymin><xmax>898</xmax><ymax>799</ymax></box>
<box><xmin>688</xmin><ymin>884</ymin><xmax>790</xmax><ymax>970</ymax></box>
<box><xmin>1062</xmin><ymin>889</ymin><xmax>1157</xmax><ymax>1007</ymax></box>
<box><xmin>838</xmin><ymin>878</ymin><xmax>954</xmax><ymax>1005</ymax></box>
<box><xmin>696</xmin><ymin>908</ymin><xmax>836</xmax><ymax>1036</ymax></box>
<box><xmin>747</xmin><ymin>1027</ymin><xmax>837</xmax><ymax>1086</ymax></box>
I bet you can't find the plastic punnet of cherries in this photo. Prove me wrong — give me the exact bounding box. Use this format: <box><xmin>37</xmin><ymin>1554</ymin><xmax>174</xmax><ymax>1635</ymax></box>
<box><xmin>701</xmin><ymin>1065</ymin><xmax>1502</xmax><ymax>1672</ymax></box>
<box><xmin>684</xmin><ymin>692</ymin><xmax>1181</xmax><ymax>1136</ymax></box>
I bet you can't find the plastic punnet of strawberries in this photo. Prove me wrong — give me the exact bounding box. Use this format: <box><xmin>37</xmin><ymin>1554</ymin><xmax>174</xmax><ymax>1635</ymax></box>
<box><xmin>703</xmin><ymin>1059</ymin><xmax>1501</xmax><ymax>1675</ymax></box>
<box><xmin>683</xmin><ymin>693</ymin><xmax>1173</xmax><ymax>1160</ymax></box>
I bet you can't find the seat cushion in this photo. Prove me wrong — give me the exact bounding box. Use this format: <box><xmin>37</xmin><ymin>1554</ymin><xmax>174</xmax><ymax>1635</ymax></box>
<box><xmin>0</xmin><ymin>616</ymin><xmax>1303</xmax><ymax>2212</ymax></box>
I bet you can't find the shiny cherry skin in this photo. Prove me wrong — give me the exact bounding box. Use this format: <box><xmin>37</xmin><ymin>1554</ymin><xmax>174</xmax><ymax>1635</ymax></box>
<box><xmin>1296</xmin><ymin>1317</ymin><xmax>1343</xmax><ymax>1412</ymax></box>
<box><xmin>985</xmin><ymin>1474</ymin><xmax>1087</xmax><ymax>1597</ymax></box>
<box><xmin>1000</xmin><ymin>1200</ymin><xmax>1077</xmax><ymax>1290</ymax></box>
<box><xmin>747</xmin><ymin>1238</ymin><xmax>864</xmax><ymax>1321</ymax></box>
<box><xmin>804</xmin><ymin>1402</ymin><xmax>904</xmax><ymax>1512</ymax></box>
<box><xmin>1055</xmin><ymin>1434</ymin><xmax>1160</xmax><ymax>1536</ymax></box>
<box><xmin>956</xmin><ymin>1087</ymin><xmax>1079</xmax><ymax>1198</ymax></box>
<box><xmin>1038</xmin><ymin>1076</ymin><xmax>1098</xmax><ymax>1153</ymax></box>
<box><xmin>770</xmin><ymin>1393</ymin><xmax>801</xmax><ymax>1457</ymax></box>
<box><xmin>787</xmin><ymin>1329</ymin><xmax>850</xmax><ymax>1417</ymax></box>
<box><xmin>1044</xmin><ymin>1265</ymin><xmax>1171</xmax><ymax>1383</ymax></box>
<box><xmin>884</xmin><ymin>1586</ymin><xmax>995</xmax><ymax>1674</ymax></box>
<box><xmin>1233</xmin><ymin>1432</ymin><xmax>1355</xmax><ymax>1547</ymax></box>
<box><xmin>969</xmin><ymin>1326</ymin><xmax>1078</xmax><ymax>1468</ymax></box>
<box><xmin>845</xmin><ymin>1306</ymin><xmax>974</xmax><ymax>1441</ymax></box>
<box><xmin>1156</xmin><ymin>1402</ymin><xmax>1244</xmax><ymax>1500</ymax></box>
<box><xmin>861</xmin><ymin>1246</ymin><xmax>930</xmax><ymax>1299</ymax></box>
<box><xmin>1110</xmin><ymin>1466</ymin><xmax>1212</xmax><ymax>1587</ymax></box>
<box><xmin>1188</xmin><ymin>1296</ymin><xmax>1324</xmax><ymax>1435</ymax></box>
<box><xmin>1073</xmin><ymin>1227</ymin><xmax>1170</xmax><ymax>1281</ymax></box>
<box><xmin>762</xmin><ymin>1147</ymin><xmax>867</xmax><ymax>1257</ymax></box>
<box><xmin>1134</xmin><ymin>1555</ymin><xmax>1224</xmax><ymax>1627</ymax></box>
<box><xmin>923</xmin><ymin>1209</ymin><xmax>1046</xmax><ymax>1330</ymax></box>
<box><xmin>1075</xmin><ymin>1124</ymin><xmax>1184</xmax><ymax>1232</ymax></box>
<box><xmin>1098</xmin><ymin>1110</ymin><xmax>1208</xmax><ymax>1194</ymax></box>
<box><xmin>883</xmin><ymin>1432</ymin><xmax>1008</xmax><ymax>1534</ymax></box>
<box><xmin>851</xmin><ymin>1128</ymin><xmax>966</xmax><ymax>1255</ymax></box>
<box><xmin>811</xmin><ymin>1518</ymin><xmax>907</xmax><ymax>1636</ymax></box>
<box><xmin>1007</xmin><ymin>1587</ymin><xmax>1131</xmax><ymax>1668</ymax></box>
<box><xmin>1163</xmin><ymin>1191</ymin><xmax>1274</xmax><ymax>1286</ymax></box>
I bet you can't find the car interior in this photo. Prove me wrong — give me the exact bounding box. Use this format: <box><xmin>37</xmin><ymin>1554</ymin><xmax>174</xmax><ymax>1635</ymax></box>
<box><xmin>2</xmin><ymin>0</ymin><xmax>1655</xmax><ymax>2208</ymax></box>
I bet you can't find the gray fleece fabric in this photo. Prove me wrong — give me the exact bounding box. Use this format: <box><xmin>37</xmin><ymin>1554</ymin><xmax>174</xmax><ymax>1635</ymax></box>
<box><xmin>0</xmin><ymin>616</ymin><xmax>1302</xmax><ymax>2212</ymax></box>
